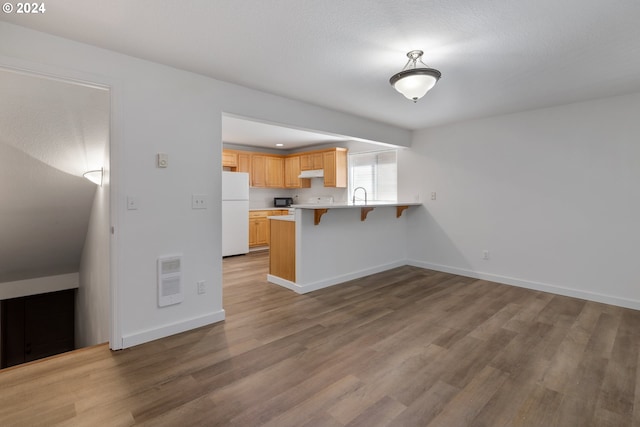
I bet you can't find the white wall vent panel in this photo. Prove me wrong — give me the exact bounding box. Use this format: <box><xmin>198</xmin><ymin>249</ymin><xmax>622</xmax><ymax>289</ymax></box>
<box><xmin>157</xmin><ymin>255</ymin><xmax>183</xmax><ymax>307</ymax></box>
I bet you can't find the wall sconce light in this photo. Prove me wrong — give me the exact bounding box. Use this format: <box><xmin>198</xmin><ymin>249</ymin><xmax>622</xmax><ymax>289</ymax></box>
<box><xmin>83</xmin><ymin>168</ymin><xmax>103</xmax><ymax>186</ymax></box>
<box><xmin>390</xmin><ymin>50</ymin><xmax>441</xmax><ymax>102</ymax></box>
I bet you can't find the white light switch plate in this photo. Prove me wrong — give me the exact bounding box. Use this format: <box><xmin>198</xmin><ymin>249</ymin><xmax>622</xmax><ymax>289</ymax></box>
<box><xmin>127</xmin><ymin>196</ymin><xmax>138</xmax><ymax>210</ymax></box>
<box><xmin>192</xmin><ymin>194</ymin><xmax>207</xmax><ymax>209</ymax></box>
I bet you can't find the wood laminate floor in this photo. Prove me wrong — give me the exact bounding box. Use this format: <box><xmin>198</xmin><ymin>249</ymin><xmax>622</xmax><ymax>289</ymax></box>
<box><xmin>1</xmin><ymin>251</ymin><xmax>639</xmax><ymax>426</ymax></box>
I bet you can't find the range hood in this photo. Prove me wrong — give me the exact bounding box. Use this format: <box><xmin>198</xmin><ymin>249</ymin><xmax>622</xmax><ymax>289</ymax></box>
<box><xmin>298</xmin><ymin>169</ymin><xmax>324</xmax><ymax>178</ymax></box>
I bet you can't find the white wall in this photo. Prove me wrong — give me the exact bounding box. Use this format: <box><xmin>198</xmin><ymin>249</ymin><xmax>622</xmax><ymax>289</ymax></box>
<box><xmin>77</xmin><ymin>142</ymin><xmax>111</xmax><ymax>348</ymax></box>
<box><xmin>294</xmin><ymin>206</ymin><xmax>408</xmax><ymax>293</ymax></box>
<box><xmin>400</xmin><ymin>92</ymin><xmax>640</xmax><ymax>309</ymax></box>
<box><xmin>0</xmin><ymin>22</ymin><xmax>409</xmax><ymax>348</ymax></box>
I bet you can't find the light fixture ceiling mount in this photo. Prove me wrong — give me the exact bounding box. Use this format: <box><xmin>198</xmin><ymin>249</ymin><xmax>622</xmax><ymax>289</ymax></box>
<box><xmin>389</xmin><ymin>50</ymin><xmax>441</xmax><ymax>103</ymax></box>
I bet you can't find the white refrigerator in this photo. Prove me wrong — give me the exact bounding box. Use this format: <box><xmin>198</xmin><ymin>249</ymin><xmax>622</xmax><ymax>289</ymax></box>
<box><xmin>222</xmin><ymin>171</ymin><xmax>249</xmax><ymax>257</ymax></box>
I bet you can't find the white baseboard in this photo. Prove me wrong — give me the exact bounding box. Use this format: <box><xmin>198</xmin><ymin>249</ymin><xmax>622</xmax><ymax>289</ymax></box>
<box><xmin>270</xmin><ymin>260</ymin><xmax>406</xmax><ymax>294</ymax></box>
<box><xmin>121</xmin><ymin>309</ymin><xmax>225</xmax><ymax>348</ymax></box>
<box><xmin>408</xmin><ymin>259</ymin><xmax>640</xmax><ymax>311</ymax></box>
<box><xmin>267</xmin><ymin>274</ymin><xmax>301</xmax><ymax>292</ymax></box>
<box><xmin>121</xmin><ymin>261</ymin><xmax>638</xmax><ymax>349</ymax></box>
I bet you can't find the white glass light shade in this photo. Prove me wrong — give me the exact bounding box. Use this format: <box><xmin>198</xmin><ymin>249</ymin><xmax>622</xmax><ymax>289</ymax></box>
<box><xmin>390</xmin><ymin>68</ymin><xmax>440</xmax><ymax>102</ymax></box>
<box><xmin>389</xmin><ymin>50</ymin><xmax>441</xmax><ymax>102</ymax></box>
<box><xmin>83</xmin><ymin>168</ymin><xmax>103</xmax><ymax>186</ymax></box>
<box><xmin>392</xmin><ymin>73</ymin><xmax>438</xmax><ymax>102</ymax></box>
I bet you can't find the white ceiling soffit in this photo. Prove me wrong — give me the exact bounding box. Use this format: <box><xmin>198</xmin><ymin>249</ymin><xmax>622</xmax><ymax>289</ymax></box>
<box><xmin>3</xmin><ymin>1</ymin><xmax>640</xmax><ymax>130</ymax></box>
<box><xmin>222</xmin><ymin>115</ymin><xmax>352</xmax><ymax>150</ymax></box>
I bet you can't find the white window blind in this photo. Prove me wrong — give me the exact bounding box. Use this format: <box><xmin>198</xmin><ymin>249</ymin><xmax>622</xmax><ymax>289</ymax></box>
<box><xmin>349</xmin><ymin>149</ymin><xmax>397</xmax><ymax>202</ymax></box>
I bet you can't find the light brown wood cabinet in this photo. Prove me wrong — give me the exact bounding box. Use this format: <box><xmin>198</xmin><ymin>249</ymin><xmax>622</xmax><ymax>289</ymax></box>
<box><xmin>251</xmin><ymin>155</ymin><xmax>284</xmax><ymax>188</ymax></box>
<box><xmin>248</xmin><ymin>210</ymin><xmax>289</xmax><ymax>247</ymax></box>
<box><xmin>249</xmin><ymin>211</ymin><xmax>269</xmax><ymax>247</ymax></box>
<box><xmin>252</xmin><ymin>218</ymin><xmax>268</xmax><ymax>246</ymax></box>
<box><xmin>222</xmin><ymin>149</ymin><xmax>250</xmax><ymax>173</ymax></box>
<box><xmin>250</xmin><ymin>155</ymin><xmax>267</xmax><ymax>187</ymax></box>
<box><xmin>322</xmin><ymin>148</ymin><xmax>347</xmax><ymax>188</ymax></box>
<box><xmin>222</xmin><ymin>150</ymin><xmax>238</xmax><ymax>168</ymax></box>
<box><xmin>300</xmin><ymin>154</ymin><xmax>310</xmax><ymax>171</ymax></box>
<box><xmin>265</xmin><ymin>156</ymin><xmax>284</xmax><ymax>188</ymax></box>
<box><xmin>300</xmin><ymin>152</ymin><xmax>324</xmax><ymax>171</ymax></box>
<box><xmin>237</xmin><ymin>153</ymin><xmax>250</xmax><ymax>173</ymax></box>
<box><xmin>284</xmin><ymin>156</ymin><xmax>311</xmax><ymax>189</ymax></box>
<box><xmin>224</xmin><ymin>147</ymin><xmax>347</xmax><ymax>188</ymax></box>
<box><xmin>269</xmin><ymin>219</ymin><xmax>295</xmax><ymax>282</ymax></box>
<box><xmin>312</xmin><ymin>153</ymin><xmax>324</xmax><ymax>169</ymax></box>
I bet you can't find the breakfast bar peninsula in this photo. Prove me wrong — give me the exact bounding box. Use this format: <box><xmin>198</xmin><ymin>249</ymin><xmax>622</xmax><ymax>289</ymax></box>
<box><xmin>267</xmin><ymin>202</ymin><xmax>421</xmax><ymax>293</ymax></box>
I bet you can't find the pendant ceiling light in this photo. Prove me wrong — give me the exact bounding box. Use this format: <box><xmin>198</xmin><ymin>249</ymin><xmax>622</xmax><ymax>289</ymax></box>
<box><xmin>389</xmin><ymin>50</ymin><xmax>441</xmax><ymax>102</ymax></box>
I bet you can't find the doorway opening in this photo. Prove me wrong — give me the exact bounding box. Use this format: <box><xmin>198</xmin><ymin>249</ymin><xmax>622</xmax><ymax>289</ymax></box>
<box><xmin>0</xmin><ymin>67</ymin><xmax>111</xmax><ymax>367</ymax></box>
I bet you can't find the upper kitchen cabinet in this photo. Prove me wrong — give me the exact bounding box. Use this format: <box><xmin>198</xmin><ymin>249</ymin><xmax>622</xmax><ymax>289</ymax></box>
<box><xmin>323</xmin><ymin>148</ymin><xmax>347</xmax><ymax>188</ymax></box>
<box><xmin>222</xmin><ymin>149</ymin><xmax>238</xmax><ymax>168</ymax></box>
<box><xmin>237</xmin><ymin>152</ymin><xmax>250</xmax><ymax>173</ymax></box>
<box><xmin>265</xmin><ymin>156</ymin><xmax>285</xmax><ymax>188</ymax></box>
<box><xmin>250</xmin><ymin>155</ymin><xmax>267</xmax><ymax>187</ymax></box>
<box><xmin>284</xmin><ymin>155</ymin><xmax>311</xmax><ymax>189</ymax></box>
<box><xmin>224</xmin><ymin>147</ymin><xmax>346</xmax><ymax>188</ymax></box>
<box><xmin>222</xmin><ymin>149</ymin><xmax>250</xmax><ymax>173</ymax></box>
<box><xmin>300</xmin><ymin>152</ymin><xmax>323</xmax><ymax>171</ymax></box>
<box><xmin>252</xmin><ymin>155</ymin><xmax>284</xmax><ymax>188</ymax></box>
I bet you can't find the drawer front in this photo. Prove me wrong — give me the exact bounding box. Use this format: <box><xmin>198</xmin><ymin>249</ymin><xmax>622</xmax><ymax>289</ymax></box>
<box><xmin>249</xmin><ymin>210</ymin><xmax>269</xmax><ymax>218</ymax></box>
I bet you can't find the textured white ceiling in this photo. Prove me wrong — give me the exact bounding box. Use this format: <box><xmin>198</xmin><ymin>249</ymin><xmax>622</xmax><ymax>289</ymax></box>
<box><xmin>3</xmin><ymin>0</ymin><xmax>640</xmax><ymax>130</ymax></box>
<box><xmin>0</xmin><ymin>70</ymin><xmax>109</xmax><ymax>176</ymax></box>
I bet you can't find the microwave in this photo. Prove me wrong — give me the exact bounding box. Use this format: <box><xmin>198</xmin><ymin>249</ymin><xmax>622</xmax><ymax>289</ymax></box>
<box><xmin>274</xmin><ymin>197</ymin><xmax>293</xmax><ymax>207</ymax></box>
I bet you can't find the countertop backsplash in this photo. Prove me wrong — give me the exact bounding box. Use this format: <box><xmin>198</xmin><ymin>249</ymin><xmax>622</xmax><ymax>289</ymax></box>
<box><xmin>249</xmin><ymin>187</ymin><xmax>289</xmax><ymax>209</ymax></box>
<box><xmin>248</xmin><ymin>180</ymin><xmax>347</xmax><ymax>209</ymax></box>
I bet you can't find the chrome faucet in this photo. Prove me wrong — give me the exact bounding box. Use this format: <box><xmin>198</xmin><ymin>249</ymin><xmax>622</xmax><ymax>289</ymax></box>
<box><xmin>352</xmin><ymin>187</ymin><xmax>367</xmax><ymax>205</ymax></box>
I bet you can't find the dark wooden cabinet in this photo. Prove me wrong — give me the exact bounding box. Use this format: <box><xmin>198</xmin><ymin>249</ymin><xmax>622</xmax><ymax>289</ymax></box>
<box><xmin>1</xmin><ymin>289</ymin><xmax>75</xmax><ymax>368</ymax></box>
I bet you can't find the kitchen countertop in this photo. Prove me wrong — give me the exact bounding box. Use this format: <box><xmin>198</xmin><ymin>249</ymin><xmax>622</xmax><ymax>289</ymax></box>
<box><xmin>290</xmin><ymin>201</ymin><xmax>422</xmax><ymax>209</ymax></box>
<box><xmin>268</xmin><ymin>215</ymin><xmax>295</xmax><ymax>221</ymax></box>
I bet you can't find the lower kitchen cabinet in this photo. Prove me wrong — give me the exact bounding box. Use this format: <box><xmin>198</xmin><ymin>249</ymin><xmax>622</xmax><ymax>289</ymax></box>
<box><xmin>249</xmin><ymin>216</ymin><xmax>269</xmax><ymax>247</ymax></box>
<box><xmin>248</xmin><ymin>210</ymin><xmax>289</xmax><ymax>247</ymax></box>
<box><xmin>269</xmin><ymin>219</ymin><xmax>295</xmax><ymax>281</ymax></box>
<box><xmin>1</xmin><ymin>289</ymin><xmax>75</xmax><ymax>368</ymax></box>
